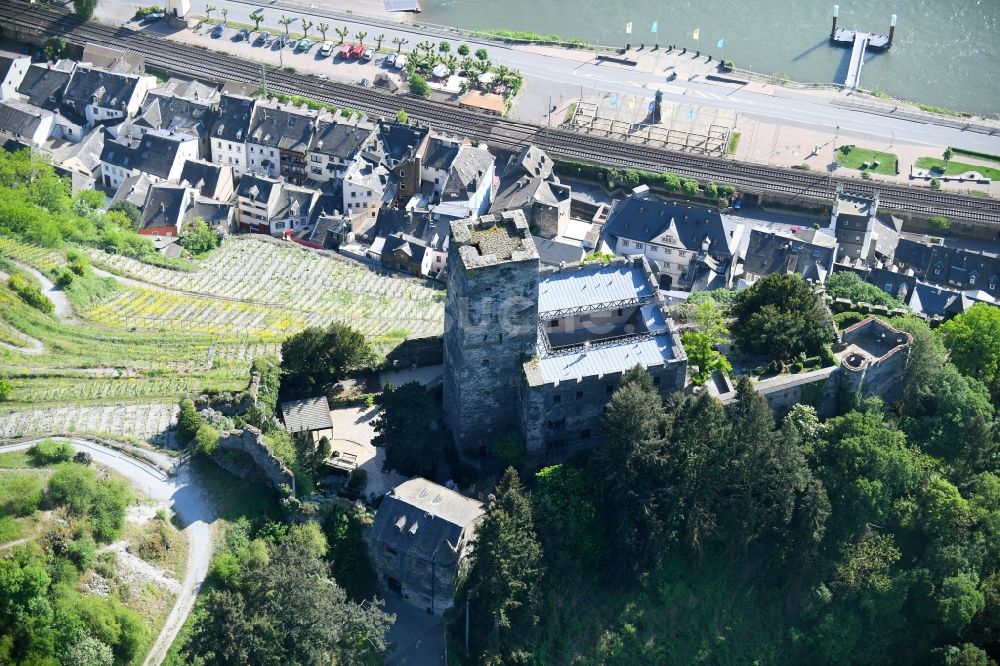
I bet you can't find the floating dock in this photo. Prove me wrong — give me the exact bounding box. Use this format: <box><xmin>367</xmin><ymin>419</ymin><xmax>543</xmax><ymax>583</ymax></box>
<box><xmin>829</xmin><ymin>6</ymin><xmax>896</xmax><ymax>90</ymax></box>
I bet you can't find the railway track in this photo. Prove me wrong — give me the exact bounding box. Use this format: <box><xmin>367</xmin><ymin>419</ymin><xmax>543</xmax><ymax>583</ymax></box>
<box><xmin>5</xmin><ymin>2</ymin><xmax>998</xmax><ymax>226</ymax></box>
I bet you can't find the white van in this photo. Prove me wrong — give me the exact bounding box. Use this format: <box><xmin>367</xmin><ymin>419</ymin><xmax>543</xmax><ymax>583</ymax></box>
<box><xmin>393</xmin><ymin>55</ymin><xmax>407</xmax><ymax>69</ymax></box>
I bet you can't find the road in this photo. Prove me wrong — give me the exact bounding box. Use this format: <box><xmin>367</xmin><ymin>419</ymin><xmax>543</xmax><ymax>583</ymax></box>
<box><xmin>105</xmin><ymin>0</ymin><xmax>1000</xmax><ymax>154</ymax></box>
<box><xmin>0</xmin><ymin>438</ymin><xmax>216</xmax><ymax>666</ymax></box>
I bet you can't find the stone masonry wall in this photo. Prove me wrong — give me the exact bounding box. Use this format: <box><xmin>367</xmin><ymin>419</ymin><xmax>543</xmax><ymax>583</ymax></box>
<box><xmin>367</xmin><ymin>540</ymin><xmax>462</xmax><ymax>615</ymax></box>
<box><xmin>214</xmin><ymin>426</ymin><xmax>295</xmax><ymax>493</ymax></box>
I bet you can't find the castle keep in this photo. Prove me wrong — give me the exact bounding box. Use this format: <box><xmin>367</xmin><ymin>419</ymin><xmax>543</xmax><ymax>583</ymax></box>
<box><xmin>443</xmin><ymin>211</ymin><xmax>688</xmax><ymax>457</ymax></box>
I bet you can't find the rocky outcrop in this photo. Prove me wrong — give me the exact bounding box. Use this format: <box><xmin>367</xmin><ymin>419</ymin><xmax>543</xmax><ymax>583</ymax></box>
<box><xmin>195</xmin><ymin>371</ymin><xmax>261</xmax><ymax>416</ymax></box>
<box><xmin>213</xmin><ymin>426</ymin><xmax>294</xmax><ymax>494</ymax></box>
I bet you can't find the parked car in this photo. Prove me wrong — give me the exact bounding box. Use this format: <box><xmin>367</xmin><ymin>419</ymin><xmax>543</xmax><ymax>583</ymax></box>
<box><xmin>319</xmin><ymin>41</ymin><xmax>334</xmax><ymax>57</ymax></box>
<box><xmin>386</xmin><ymin>53</ymin><xmax>397</xmax><ymax>66</ymax></box>
<box><xmin>393</xmin><ymin>55</ymin><xmax>407</xmax><ymax>69</ymax></box>
<box><xmin>296</xmin><ymin>39</ymin><xmax>312</xmax><ymax>52</ymax></box>
<box><xmin>211</xmin><ymin>24</ymin><xmax>225</xmax><ymax>38</ymax></box>
<box><xmin>359</xmin><ymin>78</ymin><xmax>369</xmax><ymax>87</ymax></box>
<box><xmin>140</xmin><ymin>12</ymin><xmax>163</xmax><ymax>24</ymax></box>
<box><xmin>253</xmin><ymin>32</ymin><xmax>267</xmax><ymax>46</ymax></box>
<box><xmin>237</xmin><ymin>29</ymin><xmax>250</xmax><ymax>41</ymax></box>
<box><xmin>338</xmin><ymin>43</ymin><xmax>352</xmax><ymax>59</ymax></box>
<box><xmin>361</xmin><ymin>47</ymin><xmax>375</xmax><ymax>62</ymax></box>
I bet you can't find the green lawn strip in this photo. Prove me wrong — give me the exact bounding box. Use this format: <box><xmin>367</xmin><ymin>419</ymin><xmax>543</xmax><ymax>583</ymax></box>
<box><xmin>727</xmin><ymin>131</ymin><xmax>741</xmax><ymax>155</ymax></box>
<box><xmin>0</xmin><ymin>450</ymin><xmax>35</xmax><ymax>468</ymax></box>
<box><xmin>0</xmin><ymin>515</ymin><xmax>25</xmax><ymax>543</ymax></box>
<box><xmin>914</xmin><ymin>157</ymin><xmax>1000</xmax><ymax>181</ymax></box>
<box><xmin>835</xmin><ymin>146</ymin><xmax>898</xmax><ymax>176</ymax></box>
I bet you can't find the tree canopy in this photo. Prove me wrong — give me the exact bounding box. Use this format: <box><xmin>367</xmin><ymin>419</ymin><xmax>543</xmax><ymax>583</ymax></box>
<box><xmin>731</xmin><ymin>273</ymin><xmax>835</xmax><ymax>360</ymax></box>
<box><xmin>374</xmin><ymin>381</ymin><xmax>441</xmax><ymax>478</ymax></box>
<box><xmin>941</xmin><ymin>303</ymin><xmax>1000</xmax><ymax>400</ymax></box>
<box><xmin>280</xmin><ymin>323</ymin><xmax>374</xmax><ymax>395</ymax></box>
<box><xmin>825</xmin><ymin>270</ymin><xmax>906</xmax><ymax>308</ymax></box>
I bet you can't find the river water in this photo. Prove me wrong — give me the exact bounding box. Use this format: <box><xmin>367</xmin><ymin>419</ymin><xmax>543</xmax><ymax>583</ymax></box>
<box><xmin>417</xmin><ymin>0</ymin><xmax>1000</xmax><ymax>115</ymax></box>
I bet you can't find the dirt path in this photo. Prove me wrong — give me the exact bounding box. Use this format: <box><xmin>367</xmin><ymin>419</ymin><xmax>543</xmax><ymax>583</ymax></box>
<box><xmin>8</xmin><ymin>260</ymin><xmax>76</xmax><ymax>322</ymax></box>
<box><xmin>0</xmin><ymin>438</ymin><xmax>216</xmax><ymax>666</ymax></box>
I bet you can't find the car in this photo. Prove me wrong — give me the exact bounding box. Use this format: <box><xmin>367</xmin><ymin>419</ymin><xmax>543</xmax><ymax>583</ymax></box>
<box><xmin>211</xmin><ymin>24</ymin><xmax>225</xmax><ymax>38</ymax></box>
<box><xmin>393</xmin><ymin>55</ymin><xmax>406</xmax><ymax>69</ymax></box>
<box><xmin>287</xmin><ymin>38</ymin><xmax>299</xmax><ymax>50</ymax></box>
<box><xmin>272</xmin><ymin>36</ymin><xmax>284</xmax><ymax>49</ymax></box>
<box><xmin>253</xmin><ymin>33</ymin><xmax>267</xmax><ymax>46</ymax></box>
<box><xmin>359</xmin><ymin>78</ymin><xmax>369</xmax><ymax>87</ymax></box>
<box><xmin>386</xmin><ymin>52</ymin><xmax>397</xmax><ymax>66</ymax></box>
<box><xmin>140</xmin><ymin>12</ymin><xmax>163</xmax><ymax>24</ymax></box>
<box><xmin>361</xmin><ymin>47</ymin><xmax>375</xmax><ymax>62</ymax></box>
<box><xmin>296</xmin><ymin>39</ymin><xmax>312</xmax><ymax>52</ymax></box>
<box><xmin>237</xmin><ymin>29</ymin><xmax>250</xmax><ymax>41</ymax></box>
<box><xmin>319</xmin><ymin>41</ymin><xmax>333</xmax><ymax>57</ymax></box>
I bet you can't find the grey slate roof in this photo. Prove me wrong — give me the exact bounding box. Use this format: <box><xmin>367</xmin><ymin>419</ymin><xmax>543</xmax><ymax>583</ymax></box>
<box><xmin>892</xmin><ymin>239</ymin><xmax>1000</xmax><ymax>297</ymax></box>
<box><xmin>506</xmin><ymin>144</ymin><xmax>553</xmax><ymax>180</ymax></box>
<box><xmin>532</xmin><ymin>235</ymin><xmax>587</xmax><ymax>266</ymax></box>
<box><xmin>184</xmin><ymin>197</ymin><xmax>232</xmax><ymax>226</ymax></box>
<box><xmin>423</xmin><ymin>136</ymin><xmax>460</xmax><ymax>170</ymax></box>
<box><xmin>280</xmin><ymin>396</ymin><xmax>332</xmax><ymax>433</ymax></box>
<box><xmin>63</xmin><ymin>66</ymin><xmax>142</xmax><ymax>117</ymax></box>
<box><xmin>179</xmin><ymin>159</ymin><xmax>225</xmax><ymax>198</ymax></box>
<box><xmin>17</xmin><ymin>64</ymin><xmax>73</xmax><ymax>111</ymax></box>
<box><xmin>149</xmin><ymin>77</ymin><xmax>219</xmax><ymax>103</ymax></box>
<box><xmin>742</xmin><ymin>228</ymin><xmax>835</xmax><ymax>283</ymax></box>
<box><xmin>52</xmin><ymin>128</ymin><xmax>105</xmax><ymax>173</ymax></box>
<box><xmin>101</xmin><ymin>129</ymin><xmax>194</xmax><ymax>180</ymax></box>
<box><xmin>310</xmin><ymin>120</ymin><xmax>373</xmax><ymax>160</ymax></box>
<box><xmin>140</xmin><ymin>185</ymin><xmax>187</xmax><ymax>231</ymax></box>
<box><xmin>865</xmin><ymin>266</ymin><xmax>917</xmax><ymax>303</ymax></box>
<box><xmin>248</xmin><ymin>104</ymin><xmax>315</xmax><ymax>152</ymax></box>
<box><xmin>111</xmin><ymin>173</ymin><xmax>154</xmax><ymax>208</ymax></box>
<box><xmin>369</xmin><ymin>478</ymin><xmax>484</xmax><ymax>566</ymax></box>
<box><xmin>210</xmin><ymin>93</ymin><xmax>255</xmax><ymax>143</ymax></box>
<box><xmin>135</xmin><ymin>93</ymin><xmax>212</xmax><ymax>136</ymax></box>
<box><xmin>382</xmin><ymin>234</ymin><xmax>429</xmax><ymax>266</ymax></box>
<box><xmin>81</xmin><ymin>43</ymin><xmax>144</xmax><ymax>74</ymax></box>
<box><xmin>370</xmin><ymin>209</ymin><xmax>447</xmax><ymax>250</ymax></box>
<box><xmin>604</xmin><ymin>195</ymin><xmax>738</xmax><ymax>257</ymax></box>
<box><xmin>442</xmin><ymin>145</ymin><xmax>493</xmax><ymax>201</ymax></box>
<box><xmin>375</xmin><ymin>120</ymin><xmax>428</xmax><ymax>163</ymax></box>
<box><xmin>237</xmin><ymin>173</ymin><xmax>279</xmax><ymax>203</ymax></box>
<box><xmin>273</xmin><ymin>184</ymin><xmax>318</xmax><ymax>220</ymax></box>
<box><xmin>909</xmin><ymin>281</ymin><xmax>967</xmax><ymax>318</ymax></box>
<box><xmin>0</xmin><ymin>100</ymin><xmax>49</xmax><ymax>140</ymax></box>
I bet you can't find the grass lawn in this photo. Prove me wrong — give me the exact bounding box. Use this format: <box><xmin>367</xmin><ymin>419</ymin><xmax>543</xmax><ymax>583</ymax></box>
<box><xmin>914</xmin><ymin>157</ymin><xmax>1000</xmax><ymax>181</ymax></box>
<box><xmin>0</xmin><ymin>450</ymin><xmax>35</xmax><ymax>468</ymax></box>
<box><xmin>727</xmin><ymin>131</ymin><xmax>741</xmax><ymax>155</ymax></box>
<box><xmin>835</xmin><ymin>146</ymin><xmax>898</xmax><ymax>176</ymax></box>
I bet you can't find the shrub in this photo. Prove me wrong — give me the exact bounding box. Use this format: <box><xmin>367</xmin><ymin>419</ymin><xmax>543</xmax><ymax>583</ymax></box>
<box><xmin>194</xmin><ymin>423</ymin><xmax>220</xmax><ymax>457</ymax></box>
<box><xmin>704</xmin><ymin>181</ymin><xmax>718</xmax><ymax>198</ymax></box>
<box><xmin>930</xmin><ymin>178</ymin><xmax>942</xmax><ymax>191</ymax></box>
<box><xmin>493</xmin><ymin>434</ymin><xmax>526</xmax><ymax>469</ymax></box>
<box><xmin>176</xmin><ymin>399</ymin><xmax>201</xmax><ymax>444</ymax></box>
<box><xmin>8</xmin><ymin>274</ymin><xmax>54</xmax><ymax>313</ymax></box>
<box><xmin>396</xmin><ymin>108</ymin><xmax>408</xmax><ymax>124</ymax></box>
<box><xmin>0</xmin><ymin>474</ymin><xmax>44</xmax><ymax>517</ymax></box>
<box><xmin>927</xmin><ymin>215</ymin><xmax>950</xmax><ymax>231</ymax></box>
<box><xmin>90</xmin><ymin>479</ymin><xmax>130</xmax><ymax>541</ymax></box>
<box><xmin>681</xmin><ymin>179</ymin><xmax>701</xmax><ymax>197</ymax></box>
<box><xmin>0</xmin><ymin>378</ymin><xmax>11</xmax><ymax>402</ymax></box>
<box><xmin>29</xmin><ymin>439</ymin><xmax>75</xmax><ymax>465</ymax></box>
<box><xmin>409</xmin><ymin>74</ymin><xmax>430</xmax><ymax>96</ymax></box>
<box><xmin>66</xmin><ymin>534</ymin><xmax>97</xmax><ymax>570</ymax></box>
<box><xmin>73</xmin><ymin>451</ymin><xmax>93</xmax><ymax>465</ymax></box>
<box><xmin>48</xmin><ymin>463</ymin><xmax>99</xmax><ymax>515</ymax></box>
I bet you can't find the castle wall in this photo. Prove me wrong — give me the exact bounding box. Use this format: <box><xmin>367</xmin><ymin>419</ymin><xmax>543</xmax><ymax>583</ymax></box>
<box><xmin>367</xmin><ymin>539</ymin><xmax>463</xmax><ymax>615</ymax></box>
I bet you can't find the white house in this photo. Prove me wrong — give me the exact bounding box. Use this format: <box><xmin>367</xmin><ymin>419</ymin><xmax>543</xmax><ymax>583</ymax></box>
<box><xmin>420</xmin><ymin>135</ymin><xmax>461</xmax><ymax>196</ymax></box>
<box><xmin>0</xmin><ymin>50</ymin><xmax>31</xmax><ymax>101</ymax></box>
<box><xmin>236</xmin><ymin>173</ymin><xmax>320</xmax><ymax>237</ymax></box>
<box><xmin>0</xmin><ymin>99</ymin><xmax>56</xmax><ymax>147</ymax></box>
<box><xmin>306</xmin><ymin>119</ymin><xmax>374</xmax><ymax>185</ymax></box>
<box><xmin>208</xmin><ymin>93</ymin><xmax>254</xmax><ymax>177</ymax></box>
<box><xmin>342</xmin><ymin>155</ymin><xmax>394</xmax><ymax>232</ymax></box>
<box><xmin>61</xmin><ymin>65</ymin><xmax>156</xmax><ymax>131</ymax></box>
<box><xmin>99</xmin><ymin>128</ymin><xmax>199</xmax><ymax>190</ymax></box>
<box><xmin>432</xmin><ymin>144</ymin><xmax>495</xmax><ymax>220</ymax></box>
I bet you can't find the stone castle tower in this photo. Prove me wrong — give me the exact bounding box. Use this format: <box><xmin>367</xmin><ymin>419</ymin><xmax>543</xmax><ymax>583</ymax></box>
<box><xmin>443</xmin><ymin>211</ymin><xmax>540</xmax><ymax>453</ymax></box>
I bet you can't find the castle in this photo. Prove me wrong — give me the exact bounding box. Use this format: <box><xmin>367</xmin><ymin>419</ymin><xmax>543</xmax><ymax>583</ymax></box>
<box><xmin>443</xmin><ymin>210</ymin><xmax>688</xmax><ymax>457</ymax></box>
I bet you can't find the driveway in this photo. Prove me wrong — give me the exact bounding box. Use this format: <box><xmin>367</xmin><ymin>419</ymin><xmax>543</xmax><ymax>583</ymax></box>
<box><xmin>385</xmin><ymin>591</ymin><xmax>446</xmax><ymax>666</ymax></box>
<box><xmin>329</xmin><ymin>405</ymin><xmax>405</xmax><ymax>497</ymax></box>
<box><xmin>0</xmin><ymin>438</ymin><xmax>216</xmax><ymax>666</ymax></box>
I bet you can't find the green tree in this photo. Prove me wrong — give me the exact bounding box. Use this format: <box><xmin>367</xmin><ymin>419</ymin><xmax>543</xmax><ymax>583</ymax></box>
<box><xmin>475</xmin><ymin>47</ymin><xmax>489</xmax><ymax>61</ymax></box>
<box><xmin>938</xmin><ymin>573</ymin><xmax>986</xmax><ymax>635</ymax></box>
<box><xmin>221</xmin><ymin>8</ymin><xmax>228</xmax><ymax>24</ymax></box>
<box><xmin>825</xmin><ymin>271</ymin><xmax>905</xmax><ymax>308</ymax></box>
<box><xmin>176</xmin><ymin>398</ymin><xmax>201</xmax><ymax>444</ymax></box>
<box><xmin>928</xmin><ymin>215</ymin><xmax>951</xmax><ymax>231</ymax></box>
<box><xmin>48</xmin><ymin>462</ymin><xmax>99</xmax><ymax>515</ymax></box>
<box><xmin>300</xmin><ymin>18</ymin><xmax>313</xmax><ymax>38</ymax></box>
<box><xmin>279</xmin><ymin>15</ymin><xmax>295</xmax><ymax>37</ymax></box>
<box><xmin>533</xmin><ymin>465</ymin><xmax>600</xmax><ymax>576</ymax></box>
<box><xmin>186</xmin><ymin>535</ymin><xmax>392</xmax><ymax>665</ymax></box>
<box><xmin>178</xmin><ymin>218</ymin><xmax>220</xmax><ymax>256</ymax></box>
<box><xmin>43</xmin><ymin>37</ymin><xmax>68</xmax><ymax>60</ymax></box>
<box><xmin>336</xmin><ymin>26</ymin><xmax>349</xmax><ymax>44</ymax></box>
<box><xmin>280</xmin><ymin>322</ymin><xmax>374</xmax><ymax>394</ymax></box>
<box><xmin>355</xmin><ymin>31</ymin><xmax>367</xmax><ymax>44</ymax></box>
<box><xmin>395</xmin><ymin>108</ymin><xmax>408</xmax><ymax>124</ymax></box>
<box><xmin>944</xmin><ymin>146</ymin><xmax>954</xmax><ymax>164</ymax></box>
<box><xmin>74</xmin><ymin>0</ymin><xmax>99</xmax><ymax>19</ymax></box>
<box><xmin>941</xmin><ymin>303</ymin><xmax>1000</xmax><ymax>399</ymax></box>
<box><xmin>194</xmin><ymin>423</ymin><xmax>220</xmax><ymax>456</ymax></box>
<box><xmin>107</xmin><ymin>200</ymin><xmax>142</xmax><ymax>230</ymax></box>
<box><xmin>680</xmin><ymin>297</ymin><xmax>731</xmax><ymax>384</ymax></box>
<box><xmin>374</xmin><ymin>381</ymin><xmax>440</xmax><ymax>478</ymax></box>
<box><xmin>409</xmin><ymin>74</ymin><xmax>430</xmax><ymax>96</ymax></box>
<box><xmin>461</xmin><ymin>468</ymin><xmax>543</xmax><ymax>665</ymax></box>
<box><xmin>438</xmin><ymin>40</ymin><xmax>451</xmax><ymax>53</ymax></box>
<box><xmin>392</xmin><ymin>36</ymin><xmax>408</xmax><ymax>52</ymax></box>
<box><xmin>595</xmin><ymin>367</ymin><xmax>669</xmax><ymax>576</ymax></box>
<box><xmin>731</xmin><ymin>273</ymin><xmax>835</xmax><ymax>360</ymax></box>
<box><xmin>316</xmin><ymin>22</ymin><xmax>329</xmax><ymax>40</ymax></box>
<box><xmin>0</xmin><ymin>378</ymin><xmax>12</xmax><ymax>402</ymax></box>
<box><xmin>375</xmin><ymin>33</ymin><xmax>385</xmax><ymax>49</ymax></box>
<box><xmin>249</xmin><ymin>11</ymin><xmax>264</xmax><ymax>30</ymax></box>
<box><xmin>458</xmin><ymin>43</ymin><xmax>470</xmax><ymax>56</ymax></box>
<box><xmin>63</xmin><ymin>634</ymin><xmax>114</xmax><ymax>666</ymax></box>
<box><xmin>28</xmin><ymin>438</ymin><xmax>74</xmax><ymax>465</ymax></box>
<box><xmin>204</xmin><ymin>4</ymin><xmax>216</xmax><ymax>20</ymax></box>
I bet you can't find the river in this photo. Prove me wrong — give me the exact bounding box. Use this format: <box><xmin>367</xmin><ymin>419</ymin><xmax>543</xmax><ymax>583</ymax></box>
<box><xmin>416</xmin><ymin>0</ymin><xmax>1000</xmax><ymax>115</ymax></box>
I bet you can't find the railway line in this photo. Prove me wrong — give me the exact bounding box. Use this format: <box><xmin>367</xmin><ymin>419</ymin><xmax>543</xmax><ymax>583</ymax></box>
<box><xmin>4</xmin><ymin>2</ymin><xmax>999</xmax><ymax>226</ymax></box>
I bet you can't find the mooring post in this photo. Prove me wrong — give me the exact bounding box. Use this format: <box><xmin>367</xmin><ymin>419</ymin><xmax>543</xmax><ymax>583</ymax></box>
<box><xmin>831</xmin><ymin>4</ymin><xmax>839</xmax><ymax>38</ymax></box>
<box><xmin>888</xmin><ymin>14</ymin><xmax>897</xmax><ymax>46</ymax></box>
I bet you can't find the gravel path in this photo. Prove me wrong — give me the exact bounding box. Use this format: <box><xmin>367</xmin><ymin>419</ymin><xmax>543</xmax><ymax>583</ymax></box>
<box><xmin>0</xmin><ymin>438</ymin><xmax>216</xmax><ymax>666</ymax></box>
<box><xmin>8</xmin><ymin>259</ymin><xmax>75</xmax><ymax>322</ymax></box>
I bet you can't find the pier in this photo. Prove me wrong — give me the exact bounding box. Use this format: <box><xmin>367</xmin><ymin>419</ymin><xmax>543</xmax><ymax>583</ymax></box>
<box><xmin>829</xmin><ymin>6</ymin><xmax>896</xmax><ymax>90</ymax></box>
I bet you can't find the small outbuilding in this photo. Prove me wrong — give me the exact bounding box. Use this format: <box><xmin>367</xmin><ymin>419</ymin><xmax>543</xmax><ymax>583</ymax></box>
<box><xmin>280</xmin><ymin>396</ymin><xmax>333</xmax><ymax>441</ymax></box>
<box><xmin>367</xmin><ymin>478</ymin><xmax>485</xmax><ymax>614</ymax></box>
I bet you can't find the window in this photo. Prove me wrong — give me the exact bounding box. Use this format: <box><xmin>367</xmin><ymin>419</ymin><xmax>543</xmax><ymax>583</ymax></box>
<box><xmin>885</xmin><ymin>283</ymin><xmax>893</xmax><ymax>292</ymax></box>
<box><xmin>581</xmin><ymin>429</ymin><xmax>591</xmax><ymax>439</ymax></box>
<box><xmin>653</xmin><ymin>375</ymin><xmax>661</xmax><ymax>386</ymax></box>
<box><xmin>970</xmin><ymin>276</ymin><xmax>976</xmax><ymax>285</ymax></box>
<box><xmin>549</xmin><ymin>320</ymin><xmax>558</xmax><ymax>328</ymax></box>
<box><xmin>576</xmin><ymin>391</ymin><xmax>583</xmax><ymax>400</ymax></box>
<box><xmin>399</xmin><ymin>170</ymin><xmax>406</xmax><ymax>177</ymax></box>
<box><xmin>616</xmin><ymin>309</ymin><xmax>623</xmax><ymax>317</ymax></box>
<box><xmin>553</xmin><ymin>395</ymin><xmax>561</xmax><ymax>405</ymax></box>
<box><xmin>635</xmin><ymin>243</ymin><xmax>644</xmax><ymax>249</ymax></box>
<box><xmin>311</xmin><ymin>155</ymin><xmax>321</xmax><ymax>162</ymax></box>
<box><xmin>622</xmin><ymin>239</ymin><xmax>630</xmax><ymax>247</ymax></box>
<box><xmin>606</xmin><ymin>385</ymin><xmax>614</xmax><ymax>396</ymax></box>
<box><xmin>481</xmin><ymin>358</ymin><xmax>489</xmax><ymax>366</ymax></box>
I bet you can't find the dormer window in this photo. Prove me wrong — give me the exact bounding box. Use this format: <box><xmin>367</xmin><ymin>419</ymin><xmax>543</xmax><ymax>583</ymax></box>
<box><xmin>970</xmin><ymin>276</ymin><xmax>976</xmax><ymax>286</ymax></box>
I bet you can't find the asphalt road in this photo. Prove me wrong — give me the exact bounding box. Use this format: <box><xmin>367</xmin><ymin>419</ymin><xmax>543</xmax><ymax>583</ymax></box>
<box><xmin>104</xmin><ymin>0</ymin><xmax>1000</xmax><ymax>155</ymax></box>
